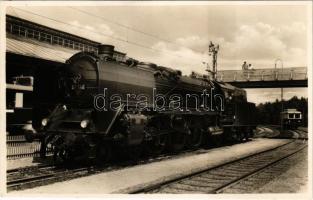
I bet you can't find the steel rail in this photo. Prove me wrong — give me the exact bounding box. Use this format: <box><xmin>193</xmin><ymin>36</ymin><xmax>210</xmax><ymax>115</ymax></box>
<box><xmin>214</xmin><ymin>144</ymin><xmax>307</xmax><ymax>193</ymax></box>
<box><xmin>131</xmin><ymin>139</ymin><xmax>304</xmax><ymax>193</ymax></box>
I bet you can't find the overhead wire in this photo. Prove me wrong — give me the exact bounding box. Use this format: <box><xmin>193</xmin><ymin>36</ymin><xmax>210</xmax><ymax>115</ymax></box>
<box><xmin>68</xmin><ymin>6</ymin><xmax>204</xmax><ymax>54</ymax></box>
<box><xmin>8</xmin><ymin>7</ymin><xmax>208</xmax><ymax>67</ymax></box>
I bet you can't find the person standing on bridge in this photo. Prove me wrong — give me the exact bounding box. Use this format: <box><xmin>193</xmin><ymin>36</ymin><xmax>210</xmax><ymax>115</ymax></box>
<box><xmin>248</xmin><ymin>63</ymin><xmax>255</xmax><ymax>71</ymax></box>
<box><xmin>242</xmin><ymin>61</ymin><xmax>248</xmax><ymax>70</ymax></box>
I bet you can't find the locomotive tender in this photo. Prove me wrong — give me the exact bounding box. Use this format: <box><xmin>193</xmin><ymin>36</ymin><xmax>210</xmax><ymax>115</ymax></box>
<box><xmin>28</xmin><ymin>44</ymin><xmax>257</xmax><ymax>163</ymax></box>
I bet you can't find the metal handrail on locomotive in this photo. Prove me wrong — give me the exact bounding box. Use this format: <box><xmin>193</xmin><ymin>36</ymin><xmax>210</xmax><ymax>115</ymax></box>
<box><xmin>26</xmin><ymin>44</ymin><xmax>257</xmax><ymax>163</ymax></box>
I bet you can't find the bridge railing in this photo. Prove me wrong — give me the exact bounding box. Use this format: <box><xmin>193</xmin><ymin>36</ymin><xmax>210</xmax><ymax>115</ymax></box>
<box><xmin>217</xmin><ymin>68</ymin><xmax>307</xmax><ymax>82</ymax></box>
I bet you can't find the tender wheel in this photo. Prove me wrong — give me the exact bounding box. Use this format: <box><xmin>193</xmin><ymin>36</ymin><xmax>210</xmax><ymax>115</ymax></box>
<box><xmin>232</xmin><ymin>131</ymin><xmax>244</xmax><ymax>143</ymax></box>
<box><xmin>187</xmin><ymin>126</ymin><xmax>203</xmax><ymax>149</ymax></box>
<box><xmin>211</xmin><ymin>134</ymin><xmax>223</xmax><ymax>147</ymax></box>
<box><xmin>238</xmin><ymin>132</ymin><xmax>244</xmax><ymax>142</ymax></box>
<box><xmin>244</xmin><ymin>127</ymin><xmax>253</xmax><ymax>141</ymax></box>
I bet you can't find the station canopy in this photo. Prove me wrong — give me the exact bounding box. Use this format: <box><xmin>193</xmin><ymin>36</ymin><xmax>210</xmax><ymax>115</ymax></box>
<box><xmin>6</xmin><ymin>34</ymin><xmax>79</xmax><ymax>63</ymax></box>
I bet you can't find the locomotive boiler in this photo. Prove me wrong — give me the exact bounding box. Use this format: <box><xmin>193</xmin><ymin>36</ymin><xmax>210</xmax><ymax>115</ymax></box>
<box><xmin>28</xmin><ymin>44</ymin><xmax>257</xmax><ymax>163</ymax></box>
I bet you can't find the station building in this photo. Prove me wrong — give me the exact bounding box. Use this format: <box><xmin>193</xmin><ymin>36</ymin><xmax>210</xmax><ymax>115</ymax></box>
<box><xmin>6</xmin><ymin>15</ymin><xmax>127</xmax><ymax>135</ymax></box>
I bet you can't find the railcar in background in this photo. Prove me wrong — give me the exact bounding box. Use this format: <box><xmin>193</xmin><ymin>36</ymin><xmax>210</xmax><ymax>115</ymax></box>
<box><xmin>281</xmin><ymin>109</ymin><xmax>302</xmax><ymax>130</ymax></box>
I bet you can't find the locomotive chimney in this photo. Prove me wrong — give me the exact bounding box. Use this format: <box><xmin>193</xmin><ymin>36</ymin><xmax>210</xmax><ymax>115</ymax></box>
<box><xmin>98</xmin><ymin>44</ymin><xmax>115</xmax><ymax>59</ymax></box>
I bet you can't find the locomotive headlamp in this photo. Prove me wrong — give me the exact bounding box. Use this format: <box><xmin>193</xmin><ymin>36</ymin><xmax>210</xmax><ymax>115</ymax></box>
<box><xmin>80</xmin><ymin>120</ymin><xmax>89</xmax><ymax>129</ymax></box>
<box><xmin>41</xmin><ymin>118</ymin><xmax>48</xmax><ymax>127</ymax></box>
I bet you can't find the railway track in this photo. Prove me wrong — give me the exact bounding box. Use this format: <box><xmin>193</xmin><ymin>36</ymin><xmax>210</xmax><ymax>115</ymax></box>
<box><xmin>133</xmin><ymin>139</ymin><xmax>307</xmax><ymax>194</ymax></box>
<box><xmin>7</xmin><ymin>164</ymin><xmax>94</xmax><ymax>191</ymax></box>
<box><xmin>7</xmin><ymin>137</ymin><xmax>307</xmax><ymax>192</ymax></box>
<box><xmin>219</xmin><ymin>146</ymin><xmax>307</xmax><ymax>193</ymax></box>
<box><xmin>6</xmin><ymin>141</ymin><xmax>229</xmax><ymax>192</ymax></box>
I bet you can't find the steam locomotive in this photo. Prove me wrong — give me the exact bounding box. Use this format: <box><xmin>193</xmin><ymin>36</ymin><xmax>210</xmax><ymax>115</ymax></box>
<box><xmin>27</xmin><ymin>44</ymin><xmax>257</xmax><ymax>163</ymax></box>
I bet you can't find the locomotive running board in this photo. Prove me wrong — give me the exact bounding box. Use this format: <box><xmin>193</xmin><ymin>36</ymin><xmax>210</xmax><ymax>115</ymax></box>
<box><xmin>104</xmin><ymin>104</ymin><xmax>125</xmax><ymax>135</ymax></box>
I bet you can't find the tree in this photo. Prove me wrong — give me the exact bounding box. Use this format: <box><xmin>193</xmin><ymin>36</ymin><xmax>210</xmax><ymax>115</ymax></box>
<box><xmin>256</xmin><ymin>96</ymin><xmax>308</xmax><ymax>126</ymax></box>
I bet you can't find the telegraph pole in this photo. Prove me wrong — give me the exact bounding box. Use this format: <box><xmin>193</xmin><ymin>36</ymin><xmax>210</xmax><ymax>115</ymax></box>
<box><xmin>207</xmin><ymin>41</ymin><xmax>219</xmax><ymax>80</ymax></box>
<box><xmin>275</xmin><ymin>58</ymin><xmax>284</xmax><ymax>131</ymax></box>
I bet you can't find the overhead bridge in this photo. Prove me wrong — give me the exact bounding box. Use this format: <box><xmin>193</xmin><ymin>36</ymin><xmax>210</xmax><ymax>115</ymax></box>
<box><xmin>216</xmin><ymin>67</ymin><xmax>308</xmax><ymax>88</ymax></box>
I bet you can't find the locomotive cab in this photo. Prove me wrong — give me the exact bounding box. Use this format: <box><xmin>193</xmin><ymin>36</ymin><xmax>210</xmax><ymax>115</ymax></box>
<box><xmin>217</xmin><ymin>81</ymin><xmax>257</xmax><ymax>140</ymax></box>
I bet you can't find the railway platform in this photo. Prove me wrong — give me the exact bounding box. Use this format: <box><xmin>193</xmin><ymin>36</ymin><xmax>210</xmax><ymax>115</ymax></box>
<box><xmin>9</xmin><ymin>138</ymin><xmax>294</xmax><ymax>194</ymax></box>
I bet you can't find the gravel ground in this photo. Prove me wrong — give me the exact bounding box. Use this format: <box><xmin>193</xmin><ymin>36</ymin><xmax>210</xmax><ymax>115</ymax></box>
<box><xmin>7</xmin><ymin>157</ymin><xmax>40</xmax><ymax>170</ymax></box>
<box><xmin>254</xmin><ymin>126</ymin><xmax>280</xmax><ymax>138</ymax></box>
<box><xmin>219</xmin><ymin>144</ymin><xmax>308</xmax><ymax>194</ymax></box>
<box><xmin>255</xmin><ymin>126</ymin><xmax>308</xmax><ymax>139</ymax></box>
<box><xmin>254</xmin><ymin>148</ymin><xmax>308</xmax><ymax>193</ymax></box>
<box><xmin>9</xmin><ymin>138</ymin><xmax>291</xmax><ymax>194</ymax></box>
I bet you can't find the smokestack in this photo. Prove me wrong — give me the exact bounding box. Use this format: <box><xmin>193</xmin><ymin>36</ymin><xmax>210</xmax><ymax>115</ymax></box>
<box><xmin>98</xmin><ymin>44</ymin><xmax>115</xmax><ymax>59</ymax></box>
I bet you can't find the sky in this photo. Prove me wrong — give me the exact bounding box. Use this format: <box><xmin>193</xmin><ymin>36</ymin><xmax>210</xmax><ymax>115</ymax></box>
<box><xmin>6</xmin><ymin>3</ymin><xmax>310</xmax><ymax>104</ymax></box>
